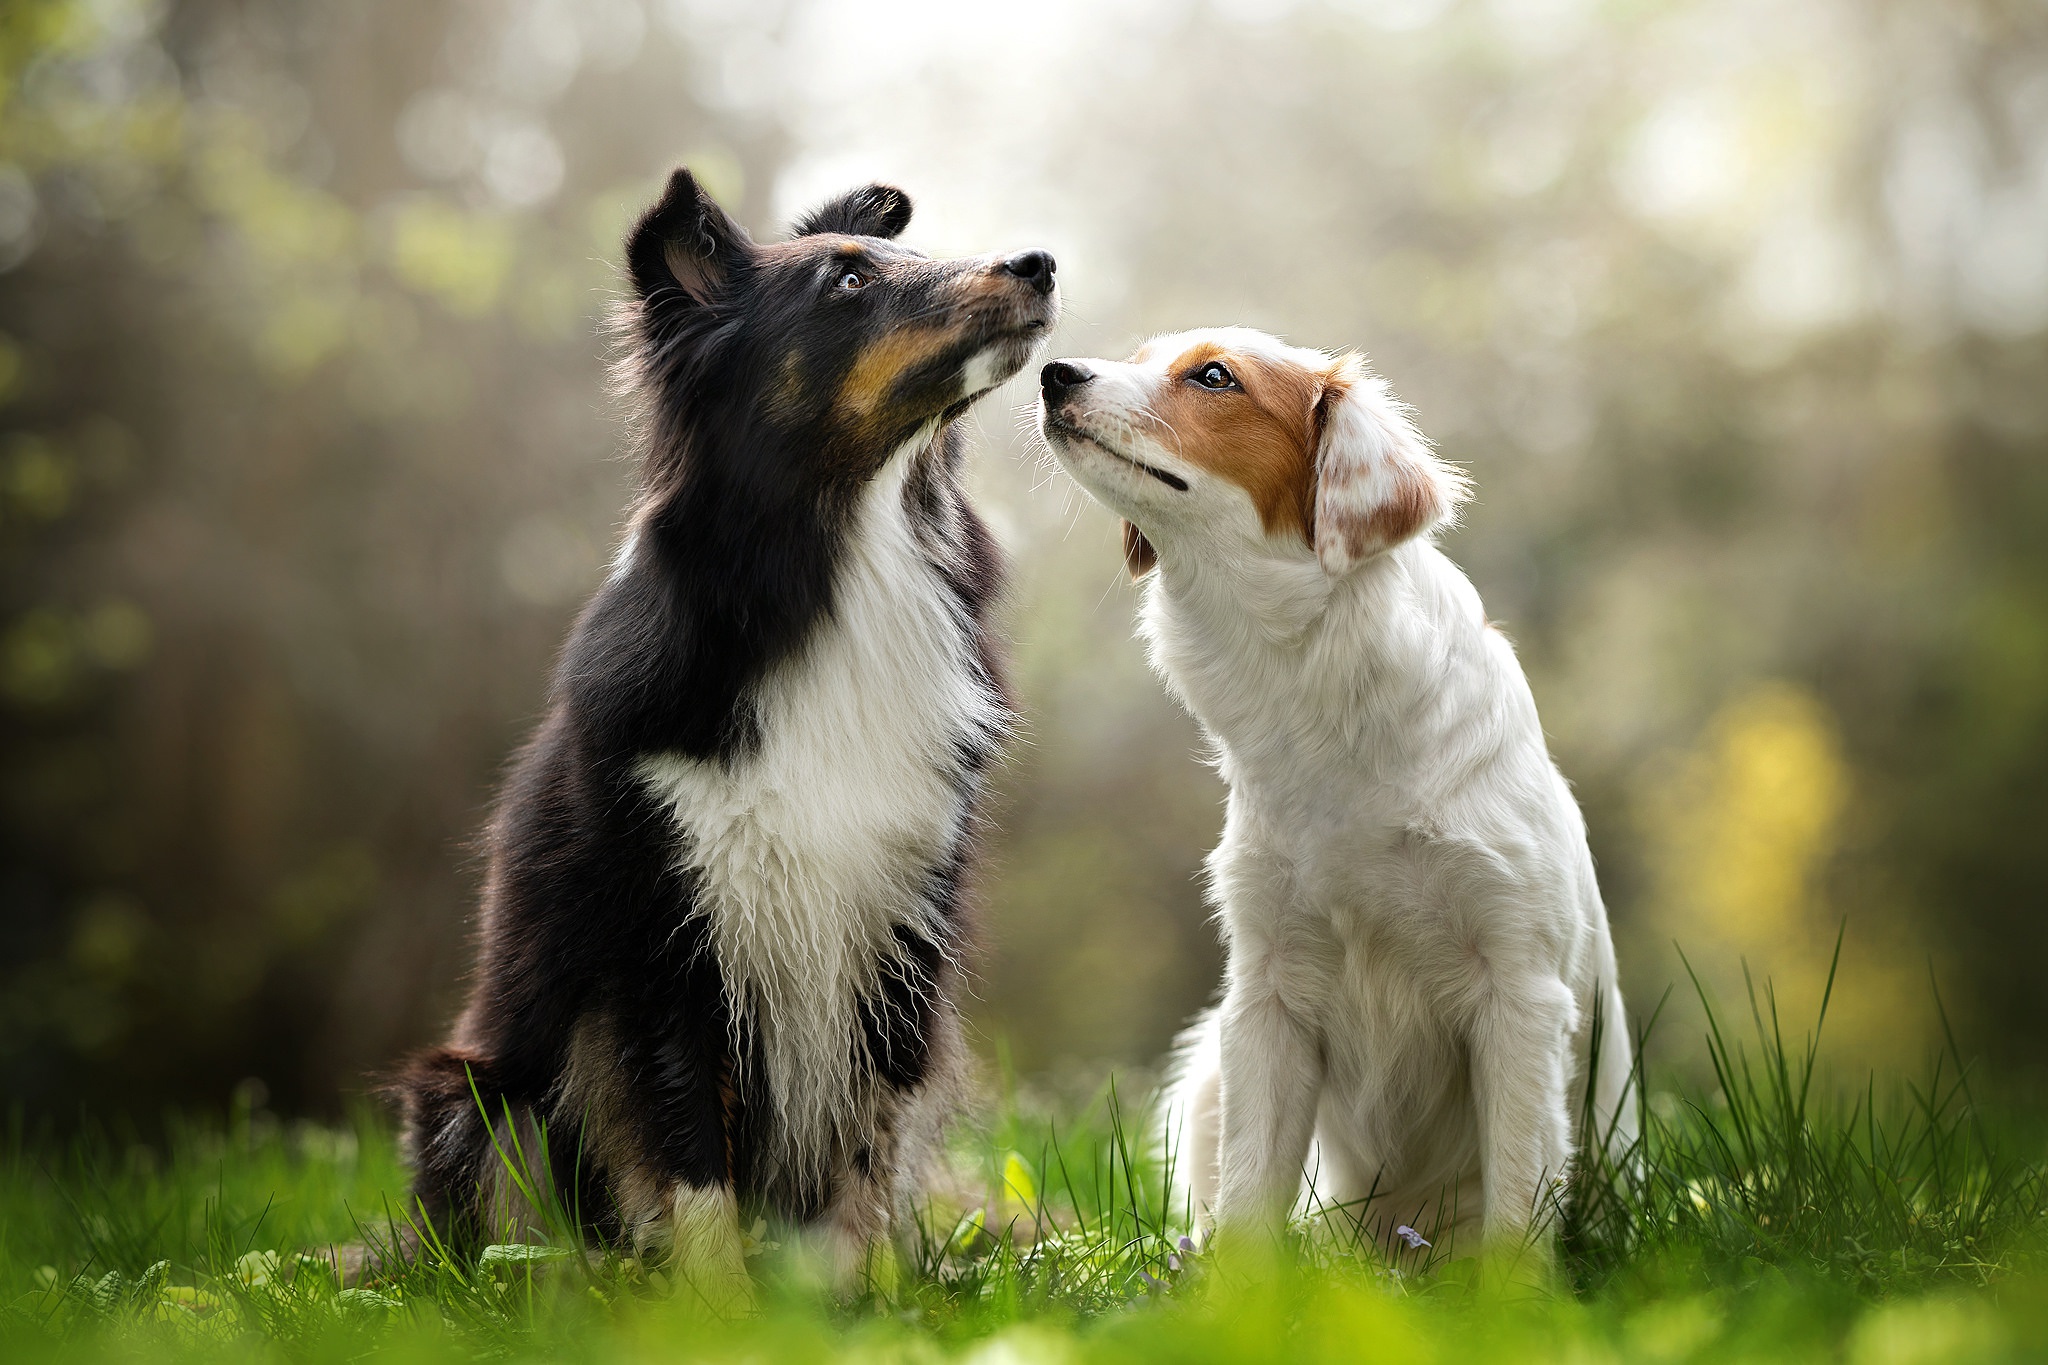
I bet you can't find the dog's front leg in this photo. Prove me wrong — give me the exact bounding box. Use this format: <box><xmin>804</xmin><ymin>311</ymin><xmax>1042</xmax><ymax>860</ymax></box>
<box><xmin>1469</xmin><ymin>976</ymin><xmax>1576</xmax><ymax>1246</ymax></box>
<box><xmin>813</xmin><ymin>1160</ymin><xmax>894</xmax><ymax>1295</ymax></box>
<box><xmin>1207</xmin><ymin>819</ymin><xmax>1327</xmax><ymax>1237</ymax></box>
<box><xmin>1212</xmin><ymin>982</ymin><xmax>1323</xmax><ymax>1234</ymax></box>
<box><xmin>634</xmin><ymin>1180</ymin><xmax>753</xmax><ymax>1314</ymax></box>
<box><xmin>592</xmin><ymin>1004</ymin><xmax>755</xmax><ymax>1314</ymax></box>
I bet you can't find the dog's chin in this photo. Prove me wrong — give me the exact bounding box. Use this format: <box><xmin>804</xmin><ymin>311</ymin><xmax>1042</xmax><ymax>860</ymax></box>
<box><xmin>1053</xmin><ymin>464</ymin><xmax>1134</xmax><ymax>524</ymax></box>
<box><xmin>957</xmin><ymin>324</ymin><xmax>1054</xmax><ymax>403</ymax></box>
<box><xmin>1040</xmin><ymin>416</ymin><xmax>1111</xmax><ymax>472</ymax></box>
<box><xmin>976</xmin><ymin>298</ymin><xmax>1058</xmax><ymax>354</ymax></box>
<box><xmin>1040</xmin><ymin>430</ymin><xmax>1145</xmax><ymax>522</ymax></box>
<box><xmin>1042</xmin><ymin>414</ymin><xmax>1189</xmax><ymax>495</ymax></box>
<box><xmin>981</xmin><ymin>334</ymin><xmax>1042</xmax><ymax>386</ymax></box>
<box><xmin>1041</xmin><ymin>409</ymin><xmax>1110</xmax><ymax>458</ymax></box>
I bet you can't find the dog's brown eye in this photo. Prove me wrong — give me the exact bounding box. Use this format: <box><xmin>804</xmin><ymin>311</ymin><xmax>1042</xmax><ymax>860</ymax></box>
<box><xmin>1192</xmin><ymin>361</ymin><xmax>1236</xmax><ymax>390</ymax></box>
<box><xmin>836</xmin><ymin>270</ymin><xmax>869</xmax><ymax>292</ymax></box>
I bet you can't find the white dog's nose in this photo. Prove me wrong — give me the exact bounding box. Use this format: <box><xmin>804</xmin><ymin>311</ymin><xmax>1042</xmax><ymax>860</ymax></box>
<box><xmin>1040</xmin><ymin>360</ymin><xmax>1094</xmax><ymax>398</ymax></box>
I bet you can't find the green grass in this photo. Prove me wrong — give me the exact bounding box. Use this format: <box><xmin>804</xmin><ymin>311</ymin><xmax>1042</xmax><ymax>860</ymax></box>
<box><xmin>5</xmin><ymin>968</ymin><xmax>2048</xmax><ymax>1363</ymax></box>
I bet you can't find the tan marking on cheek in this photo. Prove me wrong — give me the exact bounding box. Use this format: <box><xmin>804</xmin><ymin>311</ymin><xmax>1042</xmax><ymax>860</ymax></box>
<box><xmin>1150</xmin><ymin>349</ymin><xmax>1321</xmax><ymax>545</ymax></box>
<box><xmin>837</xmin><ymin>327</ymin><xmax>953</xmax><ymax>418</ymax></box>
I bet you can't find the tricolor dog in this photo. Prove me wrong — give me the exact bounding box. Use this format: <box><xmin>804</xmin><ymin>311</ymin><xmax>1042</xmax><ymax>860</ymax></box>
<box><xmin>396</xmin><ymin>169</ymin><xmax>1057</xmax><ymax>1302</ymax></box>
<box><xmin>1035</xmin><ymin>328</ymin><xmax>1633</xmax><ymax>1250</ymax></box>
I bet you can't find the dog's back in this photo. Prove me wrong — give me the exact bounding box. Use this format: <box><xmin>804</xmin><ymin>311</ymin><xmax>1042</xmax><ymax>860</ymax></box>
<box><xmin>395</xmin><ymin>170</ymin><xmax>1056</xmax><ymax>1295</ymax></box>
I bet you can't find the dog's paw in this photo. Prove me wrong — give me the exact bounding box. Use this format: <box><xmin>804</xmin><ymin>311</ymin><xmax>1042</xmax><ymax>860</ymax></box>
<box><xmin>635</xmin><ymin>1183</ymin><xmax>755</xmax><ymax>1317</ymax></box>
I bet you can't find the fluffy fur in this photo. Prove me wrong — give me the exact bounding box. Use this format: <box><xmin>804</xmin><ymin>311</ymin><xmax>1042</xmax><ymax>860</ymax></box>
<box><xmin>394</xmin><ymin>168</ymin><xmax>1057</xmax><ymax>1296</ymax></box>
<box><xmin>1037</xmin><ymin>328</ymin><xmax>1634</xmax><ymax>1251</ymax></box>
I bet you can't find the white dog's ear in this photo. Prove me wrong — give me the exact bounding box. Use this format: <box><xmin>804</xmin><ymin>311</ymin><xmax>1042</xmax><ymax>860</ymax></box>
<box><xmin>1122</xmin><ymin>520</ymin><xmax>1158</xmax><ymax>578</ymax></box>
<box><xmin>1311</xmin><ymin>355</ymin><xmax>1470</xmax><ymax>575</ymax></box>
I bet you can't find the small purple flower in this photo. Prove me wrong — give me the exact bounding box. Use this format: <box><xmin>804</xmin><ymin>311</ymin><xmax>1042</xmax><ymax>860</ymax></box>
<box><xmin>1393</xmin><ymin>1225</ymin><xmax>1431</xmax><ymax>1250</ymax></box>
<box><xmin>1138</xmin><ymin>1269</ymin><xmax>1163</xmax><ymax>1290</ymax></box>
<box><xmin>1167</xmin><ymin>1255</ymin><xmax>1182</xmax><ymax>1272</ymax></box>
<box><xmin>1178</xmin><ymin>1235</ymin><xmax>1196</xmax><ymax>1255</ymax></box>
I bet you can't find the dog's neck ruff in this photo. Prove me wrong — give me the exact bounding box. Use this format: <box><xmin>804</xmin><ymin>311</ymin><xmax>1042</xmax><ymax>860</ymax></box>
<box><xmin>1140</xmin><ymin>540</ymin><xmax>1487</xmax><ymax>810</ymax></box>
<box><xmin>635</xmin><ymin>431</ymin><xmax>997</xmax><ymax>1187</ymax></box>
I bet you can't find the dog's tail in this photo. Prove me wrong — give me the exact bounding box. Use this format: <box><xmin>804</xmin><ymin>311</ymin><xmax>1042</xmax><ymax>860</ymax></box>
<box><xmin>1158</xmin><ymin>1007</ymin><xmax>1222</xmax><ymax>1238</ymax></box>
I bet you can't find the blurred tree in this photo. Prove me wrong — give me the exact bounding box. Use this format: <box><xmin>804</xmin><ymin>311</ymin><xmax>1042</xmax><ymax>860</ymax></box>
<box><xmin>3</xmin><ymin>0</ymin><xmax>2047</xmax><ymax>1120</ymax></box>
<box><xmin>0</xmin><ymin>0</ymin><xmax>785</xmax><ymax>1117</ymax></box>
<box><xmin>940</xmin><ymin>0</ymin><xmax>2048</xmax><ymax>1077</ymax></box>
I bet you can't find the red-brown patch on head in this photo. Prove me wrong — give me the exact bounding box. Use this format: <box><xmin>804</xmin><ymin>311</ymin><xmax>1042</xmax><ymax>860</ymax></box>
<box><xmin>1145</xmin><ymin>341</ymin><xmax>1327</xmax><ymax>546</ymax></box>
<box><xmin>1308</xmin><ymin>366</ymin><xmax>1377</xmax><ymax>562</ymax></box>
<box><xmin>1363</xmin><ymin>473</ymin><xmax>1440</xmax><ymax>548</ymax></box>
<box><xmin>1310</xmin><ymin>353</ymin><xmax>1468</xmax><ymax>573</ymax></box>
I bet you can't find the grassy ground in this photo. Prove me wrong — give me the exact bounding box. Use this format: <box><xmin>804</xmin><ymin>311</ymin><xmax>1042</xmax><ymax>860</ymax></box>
<box><xmin>5</xmin><ymin>970</ymin><xmax>2047</xmax><ymax>1363</ymax></box>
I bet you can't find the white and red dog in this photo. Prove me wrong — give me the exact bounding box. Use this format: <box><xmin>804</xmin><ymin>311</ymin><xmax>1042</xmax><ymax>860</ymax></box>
<box><xmin>1036</xmin><ymin>328</ymin><xmax>1634</xmax><ymax>1251</ymax></box>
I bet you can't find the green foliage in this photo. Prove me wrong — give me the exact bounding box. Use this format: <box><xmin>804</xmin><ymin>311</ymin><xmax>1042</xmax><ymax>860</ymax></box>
<box><xmin>3</xmin><ymin>979</ymin><xmax>2045</xmax><ymax>1363</ymax></box>
<box><xmin>1562</xmin><ymin>943</ymin><xmax>2048</xmax><ymax>1296</ymax></box>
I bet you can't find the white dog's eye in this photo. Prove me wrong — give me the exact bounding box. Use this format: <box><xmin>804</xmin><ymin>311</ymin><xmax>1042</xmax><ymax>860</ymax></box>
<box><xmin>836</xmin><ymin>270</ymin><xmax>870</xmax><ymax>291</ymax></box>
<box><xmin>1190</xmin><ymin>361</ymin><xmax>1237</xmax><ymax>390</ymax></box>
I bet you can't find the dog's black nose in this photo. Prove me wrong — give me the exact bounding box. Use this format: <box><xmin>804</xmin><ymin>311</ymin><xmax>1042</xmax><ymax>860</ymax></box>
<box><xmin>1002</xmin><ymin>249</ymin><xmax>1057</xmax><ymax>294</ymax></box>
<box><xmin>1041</xmin><ymin>360</ymin><xmax>1093</xmax><ymax>397</ymax></box>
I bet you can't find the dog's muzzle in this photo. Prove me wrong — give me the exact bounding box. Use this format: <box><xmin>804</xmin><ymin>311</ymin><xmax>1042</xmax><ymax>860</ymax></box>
<box><xmin>1040</xmin><ymin>359</ymin><xmax>1093</xmax><ymax>401</ymax></box>
<box><xmin>1001</xmin><ymin>249</ymin><xmax>1057</xmax><ymax>296</ymax></box>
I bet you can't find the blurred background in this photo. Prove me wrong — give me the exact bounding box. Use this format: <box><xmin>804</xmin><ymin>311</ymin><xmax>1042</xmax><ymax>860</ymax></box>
<box><xmin>3</xmin><ymin>0</ymin><xmax>2046</xmax><ymax>1122</ymax></box>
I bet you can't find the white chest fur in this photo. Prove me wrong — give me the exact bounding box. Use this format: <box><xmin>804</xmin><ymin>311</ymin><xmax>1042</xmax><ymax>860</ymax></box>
<box><xmin>635</xmin><ymin>448</ymin><xmax>996</xmax><ymax>1179</ymax></box>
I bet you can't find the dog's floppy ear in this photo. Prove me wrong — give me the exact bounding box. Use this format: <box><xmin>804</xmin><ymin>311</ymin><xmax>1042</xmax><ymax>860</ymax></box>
<box><xmin>792</xmin><ymin>183</ymin><xmax>914</xmax><ymax>240</ymax></box>
<box><xmin>1311</xmin><ymin>354</ymin><xmax>1470</xmax><ymax>574</ymax></box>
<box><xmin>1122</xmin><ymin>520</ymin><xmax>1157</xmax><ymax>579</ymax></box>
<box><xmin>625</xmin><ymin>167</ymin><xmax>754</xmax><ymax>305</ymax></box>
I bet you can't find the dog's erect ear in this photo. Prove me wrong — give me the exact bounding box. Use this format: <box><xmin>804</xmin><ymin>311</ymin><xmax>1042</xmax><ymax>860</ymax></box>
<box><xmin>792</xmin><ymin>183</ymin><xmax>914</xmax><ymax>240</ymax></box>
<box><xmin>626</xmin><ymin>167</ymin><xmax>754</xmax><ymax>305</ymax></box>
<box><xmin>1311</xmin><ymin>354</ymin><xmax>1470</xmax><ymax>575</ymax></box>
<box><xmin>1122</xmin><ymin>520</ymin><xmax>1157</xmax><ymax>579</ymax></box>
